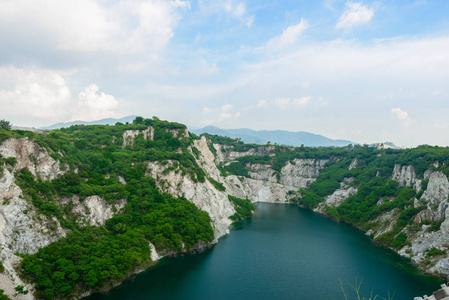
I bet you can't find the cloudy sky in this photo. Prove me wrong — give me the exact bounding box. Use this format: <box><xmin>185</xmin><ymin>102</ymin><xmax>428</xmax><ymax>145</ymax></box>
<box><xmin>1</xmin><ymin>0</ymin><xmax>449</xmax><ymax>147</ymax></box>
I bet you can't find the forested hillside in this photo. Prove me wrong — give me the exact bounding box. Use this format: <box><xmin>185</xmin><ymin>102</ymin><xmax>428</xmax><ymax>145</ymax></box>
<box><xmin>1</xmin><ymin>117</ymin><xmax>449</xmax><ymax>299</ymax></box>
<box><xmin>0</xmin><ymin>117</ymin><xmax>221</xmax><ymax>299</ymax></box>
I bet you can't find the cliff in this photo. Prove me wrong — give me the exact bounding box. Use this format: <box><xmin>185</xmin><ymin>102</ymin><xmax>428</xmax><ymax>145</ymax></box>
<box><xmin>2</xmin><ymin>122</ymin><xmax>449</xmax><ymax>299</ymax></box>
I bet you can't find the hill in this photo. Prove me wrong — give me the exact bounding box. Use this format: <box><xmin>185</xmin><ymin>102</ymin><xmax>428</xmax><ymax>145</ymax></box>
<box><xmin>0</xmin><ymin>117</ymin><xmax>448</xmax><ymax>298</ymax></box>
<box><xmin>191</xmin><ymin>125</ymin><xmax>355</xmax><ymax>147</ymax></box>
<box><xmin>40</xmin><ymin>115</ymin><xmax>138</xmax><ymax>130</ymax></box>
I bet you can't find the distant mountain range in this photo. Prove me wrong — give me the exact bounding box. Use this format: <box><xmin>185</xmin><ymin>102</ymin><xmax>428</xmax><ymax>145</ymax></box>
<box><xmin>40</xmin><ymin>115</ymin><xmax>138</xmax><ymax>130</ymax></box>
<box><xmin>40</xmin><ymin>116</ymin><xmax>400</xmax><ymax>148</ymax></box>
<box><xmin>190</xmin><ymin>126</ymin><xmax>355</xmax><ymax>147</ymax></box>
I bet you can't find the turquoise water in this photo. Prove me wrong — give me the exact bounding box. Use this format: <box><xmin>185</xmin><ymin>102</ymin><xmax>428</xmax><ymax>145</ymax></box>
<box><xmin>87</xmin><ymin>203</ymin><xmax>442</xmax><ymax>300</ymax></box>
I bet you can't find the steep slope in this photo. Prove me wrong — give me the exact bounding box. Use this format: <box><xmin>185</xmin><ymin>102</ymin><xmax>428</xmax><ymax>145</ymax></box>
<box><xmin>2</xmin><ymin>119</ymin><xmax>449</xmax><ymax>299</ymax></box>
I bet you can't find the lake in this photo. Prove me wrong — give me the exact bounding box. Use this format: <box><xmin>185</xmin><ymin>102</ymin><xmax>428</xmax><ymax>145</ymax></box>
<box><xmin>87</xmin><ymin>203</ymin><xmax>442</xmax><ymax>300</ymax></box>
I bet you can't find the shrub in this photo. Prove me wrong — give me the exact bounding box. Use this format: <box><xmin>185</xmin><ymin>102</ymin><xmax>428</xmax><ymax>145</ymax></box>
<box><xmin>426</xmin><ymin>247</ymin><xmax>446</xmax><ymax>257</ymax></box>
<box><xmin>429</xmin><ymin>221</ymin><xmax>443</xmax><ymax>232</ymax></box>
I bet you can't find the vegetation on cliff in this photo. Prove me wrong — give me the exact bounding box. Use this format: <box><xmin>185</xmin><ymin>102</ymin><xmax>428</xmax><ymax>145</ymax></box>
<box><xmin>4</xmin><ymin>117</ymin><xmax>214</xmax><ymax>299</ymax></box>
<box><xmin>214</xmin><ymin>136</ymin><xmax>449</xmax><ymax>251</ymax></box>
<box><xmin>3</xmin><ymin>118</ymin><xmax>449</xmax><ymax>298</ymax></box>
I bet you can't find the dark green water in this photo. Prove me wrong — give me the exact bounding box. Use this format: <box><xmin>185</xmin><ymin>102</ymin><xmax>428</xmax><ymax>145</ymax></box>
<box><xmin>87</xmin><ymin>203</ymin><xmax>442</xmax><ymax>300</ymax></box>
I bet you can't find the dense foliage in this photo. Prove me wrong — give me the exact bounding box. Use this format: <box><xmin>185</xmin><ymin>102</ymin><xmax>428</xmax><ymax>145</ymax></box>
<box><xmin>228</xmin><ymin>195</ymin><xmax>255</xmax><ymax>221</ymax></box>
<box><xmin>0</xmin><ymin>119</ymin><xmax>11</xmax><ymax>131</ymax></box>
<box><xmin>4</xmin><ymin>117</ymin><xmax>449</xmax><ymax>298</ymax></box>
<box><xmin>13</xmin><ymin>117</ymin><xmax>214</xmax><ymax>299</ymax></box>
<box><xmin>0</xmin><ymin>290</ymin><xmax>9</xmax><ymax>300</ymax></box>
<box><xmin>213</xmin><ymin>137</ymin><xmax>449</xmax><ymax>251</ymax></box>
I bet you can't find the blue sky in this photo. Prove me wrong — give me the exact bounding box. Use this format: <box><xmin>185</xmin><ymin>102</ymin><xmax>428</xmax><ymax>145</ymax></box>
<box><xmin>1</xmin><ymin>0</ymin><xmax>449</xmax><ymax>147</ymax></box>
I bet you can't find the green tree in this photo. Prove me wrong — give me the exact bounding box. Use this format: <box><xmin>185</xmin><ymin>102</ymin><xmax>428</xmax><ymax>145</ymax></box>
<box><xmin>0</xmin><ymin>120</ymin><xmax>11</xmax><ymax>130</ymax></box>
<box><xmin>133</xmin><ymin>116</ymin><xmax>144</xmax><ymax>124</ymax></box>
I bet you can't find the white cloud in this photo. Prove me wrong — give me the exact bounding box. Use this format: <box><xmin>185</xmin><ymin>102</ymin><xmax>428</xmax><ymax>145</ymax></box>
<box><xmin>266</xmin><ymin>19</ymin><xmax>309</xmax><ymax>51</ymax></box>
<box><xmin>336</xmin><ymin>2</ymin><xmax>374</xmax><ymax>29</ymax></box>
<box><xmin>273</xmin><ymin>97</ymin><xmax>311</xmax><ymax>109</ymax></box>
<box><xmin>225</xmin><ymin>1</ymin><xmax>245</xmax><ymax>18</ymax></box>
<box><xmin>245</xmin><ymin>15</ymin><xmax>255</xmax><ymax>27</ymax></box>
<box><xmin>219</xmin><ymin>113</ymin><xmax>233</xmax><ymax>121</ymax></box>
<box><xmin>391</xmin><ymin>107</ymin><xmax>416</xmax><ymax>128</ymax></box>
<box><xmin>74</xmin><ymin>84</ymin><xmax>119</xmax><ymax>121</ymax></box>
<box><xmin>293</xmin><ymin>97</ymin><xmax>310</xmax><ymax>107</ymax></box>
<box><xmin>257</xmin><ymin>100</ymin><xmax>268</xmax><ymax>108</ymax></box>
<box><xmin>0</xmin><ymin>0</ymin><xmax>190</xmax><ymax>54</ymax></box>
<box><xmin>324</xmin><ymin>0</ymin><xmax>336</xmax><ymax>10</ymax></box>
<box><xmin>0</xmin><ymin>66</ymin><xmax>119</xmax><ymax>125</ymax></box>
<box><xmin>197</xmin><ymin>59</ymin><xmax>219</xmax><ymax>76</ymax></box>
<box><xmin>274</xmin><ymin>97</ymin><xmax>291</xmax><ymax>109</ymax></box>
<box><xmin>200</xmin><ymin>103</ymin><xmax>240</xmax><ymax>123</ymax></box>
<box><xmin>0</xmin><ymin>67</ymin><xmax>71</xmax><ymax>120</ymax></box>
<box><xmin>199</xmin><ymin>0</ymin><xmax>255</xmax><ymax>27</ymax></box>
<box><xmin>222</xmin><ymin>104</ymin><xmax>233</xmax><ymax>111</ymax></box>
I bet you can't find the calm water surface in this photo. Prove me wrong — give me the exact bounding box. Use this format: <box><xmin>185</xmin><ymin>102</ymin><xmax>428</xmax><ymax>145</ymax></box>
<box><xmin>87</xmin><ymin>203</ymin><xmax>442</xmax><ymax>300</ymax></box>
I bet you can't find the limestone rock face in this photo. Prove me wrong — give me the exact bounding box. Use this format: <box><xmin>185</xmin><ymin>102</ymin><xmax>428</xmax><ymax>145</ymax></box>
<box><xmin>396</xmin><ymin>171</ymin><xmax>449</xmax><ymax>276</ymax></box>
<box><xmin>392</xmin><ymin>164</ymin><xmax>421</xmax><ymax>191</ymax></box>
<box><xmin>122</xmin><ymin>126</ymin><xmax>154</xmax><ymax>148</ymax></box>
<box><xmin>348</xmin><ymin>159</ymin><xmax>358</xmax><ymax>170</ymax></box>
<box><xmin>422</xmin><ymin>172</ymin><xmax>449</xmax><ymax>205</ymax></box>
<box><xmin>0</xmin><ymin>139</ymin><xmax>68</xmax><ymax>299</ymax></box>
<box><xmin>0</xmin><ymin>138</ymin><xmax>64</xmax><ymax>180</ymax></box>
<box><xmin>314</xmin><ymin>180</ymin><xmax>358</xmax><ymax>213</ymax></box>
<box><xmin>226</xmin><ymin>176</ymin><xmax>297</xmax><ymax>203</ymax></box>
<box><xmin>7</xmin><ymin>134</ymin><xmax>449</xmax><ymax>297</ymax></box>
<box><xmin>213</xmin><ymin>144</ymin><xmax>275</xmax><ymax>164</ymax></box>
<box><xmin>146</xmin><ymin>160</ymin><xmax>235</xmax><ymax>241</ymax></box>
<box><xmin>279</xmin><ymin>159</ymin><xmax>328</xmax><ymax>188</ymax></box>
<box><xmin>366</xmin><ymin>209</ymin><xmax>399</xmax><ymax>238</ymax></box>
<box><xmin>166</xmin><ymin>128</ymin><xmax>189</xmax><ymax>139</ymax></box>
<box><xmin>192</xmin><ymin>137</ymin><xmax>222</xmax><ymax>181</ymax></box>
<box><xmin>247</xmin><ymin>164</ymin><xmax>276</xmax><ymax>183</ymax></box>
<box><xmin>71</xmin><ymin>196</ymin><xmax>126</xmax><ymax>226</ymax></box>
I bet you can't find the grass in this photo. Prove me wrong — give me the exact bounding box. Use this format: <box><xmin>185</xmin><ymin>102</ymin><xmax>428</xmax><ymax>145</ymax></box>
<box><xmin>338</xmin><ymin>279</ymin><xmax>396</xmax><ymax>300</ymax></box>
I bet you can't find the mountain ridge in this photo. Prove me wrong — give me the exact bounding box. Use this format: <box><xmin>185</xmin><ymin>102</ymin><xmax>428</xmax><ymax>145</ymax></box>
<box><xmin>191</xmin><ymin>125</ymin><xmax>355</xmax><ymax>147</ymax></box>
<box><xmin>39</xmin><ymin>115</ymin><xmax>138</xmax><ymax>130</ymax></box>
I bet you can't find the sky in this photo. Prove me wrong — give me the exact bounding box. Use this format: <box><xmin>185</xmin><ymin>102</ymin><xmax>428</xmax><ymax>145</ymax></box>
<box><xmin>1</xmin><ymin>0</ymin><xmax>449</xmax><ymax>147</ymax></box>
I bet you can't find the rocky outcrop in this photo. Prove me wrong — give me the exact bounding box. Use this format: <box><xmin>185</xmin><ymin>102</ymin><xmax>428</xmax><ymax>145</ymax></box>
<box><xmin>226</xmin><ymin>176</ymin><xmax>297</xmax><ymax>203</ymax></box>
<box><xmin>314</xmin><ymin>179</ymin><xmax>358</xmax><ymax>213</ymax></box>
<box><xmin>399</xmin><ymin>205</ymin><xmax>449</xmax><ymax>276</ymax></box>
<box><xmin>421</xmin><ymin>172</ymin><xmax>449</xmax><ymax>206</ymax></box>
<box><xmin>5</xmin><ymin>133</ymin><xmax>449</xmax><ymax>298</ymax></box>
<box><xmin>71</xmin><ymin>196</ymin><xmax>126</xmax><ymax>226</ymax></box>
<box><xmin>247</xmin><ymin>164</ymin><xmax>276</xmax><ymax>183</ymax></box>
<box><xmin>0</xmin><ymin>138</ymin><xmax>68</xmax><ymax>299</ymax></box>
<box><xmin>146</xmin><ymin>159</ymin><xmax>235</xmax><ymax>241</ymax></box>
<box><xmin>0</xmin><ymin>138</ymin><xmax>64</xmax><ymax>180</ymax></box>
<box><xmin>392</xmin><ymin>164</ymin><xmax>421</xmax><ymax>191</ymax></box>
<box><xmin>246</xmin><ymin>159</ymin><xmax>328</xmax><ymax>188</ymax></box>
<box><xmin>392</xmin><ymin>171</ymin><xmax>449</xmax><ymax>277</ymax></box>
<box><xmin>193</xmin><ymin>137</ymin><xmax>298</xmax><ymax>203</ymax></box>
<box><xmin>213</xmin><ymin>144</ymin><xmax>275</xmax><ymax>164</ymax></box>
<box><xmin>348</xmin><ymin>159</ymin><xmax>358</xmax><ymax>170</ymax></box>
<box><xmin>279</xmin><ymin>159</ymin><xmax>328</xmax><ymax>188</ymax></box>
<box><xmin>122</xmin><ymin>127</ymin><xmax>154</xmax><ymax>148</ymax></box>
<box><xmin>366</xmin><ymin>208</ymin><xmax>399</xmax><ymax>238</ymax></box>
<box><xmin>166</xmin><ymin>128</ymin><xmax>189</xmax><ymax>139</ymax></box>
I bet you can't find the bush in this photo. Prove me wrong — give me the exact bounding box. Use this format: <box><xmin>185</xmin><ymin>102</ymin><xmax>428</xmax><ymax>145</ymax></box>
<box><xmin>4</xmin><ymin>157</ymin><xmax>16</xmax><ymax>166</ymax></box>
<box><xmin>208</xmin><ymin>177</ymin><xmax>226</xmax><ymax>191</ymax></box>
<box><xmin>228</xmin><ymin>195</ymin><xmax>254</xmax><ymax>221</ymax></box>
<box><xmin>426</xmin><ymin>247</ymin><xmax>446</xmax><ymax>257</ymax></box>
<box><xmin>0</xmin><ymin>120</ymin><xmax>11</xmax><ymax>130</ymax></box>
<box><xmin>429</xmin><ymin>221</ymin><xmax>443</xmax><ymax>232</ymax></box>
